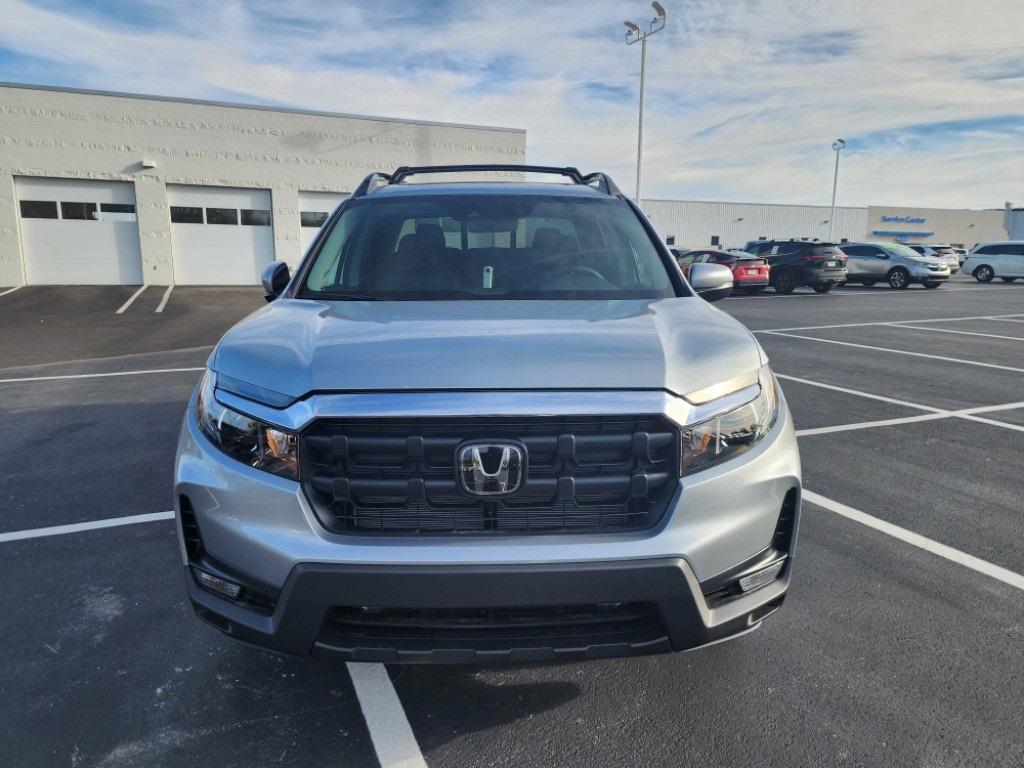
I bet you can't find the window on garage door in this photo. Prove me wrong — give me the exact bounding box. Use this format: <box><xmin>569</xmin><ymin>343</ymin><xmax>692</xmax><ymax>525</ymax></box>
<box><xmin>19</xmin><ymin>200</ymin><xmax>58</xmax><ymax>219</ymax></box>
<box><xmin>241</xmin><ymin>209</ymin><xmax>272</xmax><ymax>226</ymax></box>
<box><xmin>99</xmin><ymin>203</ymin><xmax>137</xmax><ymax>222</ymax></box>
<box><xmin>301</xmin><ymin>211</ymin><xmax>329</xmax><ymax>227</ymax></box>
<box><xmin>205</xmin><ymin>208</ymin><xmax>239</xmax><ymax>225</ymax></box>
<box><xmin>60</xmin><ymin>202</ymin><xmax>98</xmax><ymax>220</ymax></box>
<box><xmin>171</xmin><ymin>206</ymin><xmax>203</xmax><ymax>224</ymax></box>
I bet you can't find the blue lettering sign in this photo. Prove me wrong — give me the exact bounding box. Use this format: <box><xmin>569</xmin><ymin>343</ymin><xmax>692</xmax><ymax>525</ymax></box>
<box><xmin>881</xmin><ymin>215</ymin><xmax>927</xmax><ymax>224</ymax></box>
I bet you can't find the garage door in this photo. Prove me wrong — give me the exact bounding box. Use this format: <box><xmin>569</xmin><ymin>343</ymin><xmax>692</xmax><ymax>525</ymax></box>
<box><xmin>169</xmin><ymin>186</ymin><xmax>275</xmax><ymax>285</ymax></box>
<box><xmin>298</xmin><ymin>191</ymin><xmax>348</xmax><ymax>255</ymax></box>
<box><xmin>15</xmin><ymin>177</ymin><xmax>143</xmax><ymax>285</ymax></box>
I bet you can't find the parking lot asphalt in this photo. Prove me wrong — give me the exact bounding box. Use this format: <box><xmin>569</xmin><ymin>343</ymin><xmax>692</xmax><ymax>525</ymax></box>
<box><xmin>1</xmin><ymin>275</ymin><xmax>1022</xmax><ymax>767</ymax></box>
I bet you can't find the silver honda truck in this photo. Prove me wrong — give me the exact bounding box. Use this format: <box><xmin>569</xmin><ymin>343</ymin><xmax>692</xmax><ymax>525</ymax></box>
<box><xmin>173</xmin><ymin>164</ymin><xmax>801</xmax><ymax>664</ymax></box>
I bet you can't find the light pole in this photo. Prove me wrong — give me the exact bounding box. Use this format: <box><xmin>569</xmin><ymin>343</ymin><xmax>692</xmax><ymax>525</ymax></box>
<box><xmin>624</xmin><ymin>2</ymin><xmax>667</xmax><ymax>201</ymax></box>
<box><xmin>828</xmin><ymin>138</ymin><xmax>846</xmax><ymax>241</ymax></box>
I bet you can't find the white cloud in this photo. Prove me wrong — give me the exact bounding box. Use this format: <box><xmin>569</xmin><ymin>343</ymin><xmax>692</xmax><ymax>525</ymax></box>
<box><xmin>0</xmin><ymin>0</ymin><xmax>1021</xmax><ymax>207</ymax></box>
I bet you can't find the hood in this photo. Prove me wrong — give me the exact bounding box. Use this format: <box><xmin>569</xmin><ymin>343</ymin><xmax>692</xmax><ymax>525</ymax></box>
<box><xmin>210</xmin><ymin>298</ymin><xmax>763</xmax><ymax>403</ymax></box>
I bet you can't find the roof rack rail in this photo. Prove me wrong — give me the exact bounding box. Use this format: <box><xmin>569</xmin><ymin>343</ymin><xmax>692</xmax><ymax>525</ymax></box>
<box><xmin>352</xmin><ymin>164</ymin><xmax>623</xmax><ymax>198</ymax></box>
<box><xmin>352</xmin><ymin>171</ymin><xmax>393</xmax><ymax>198</ymax></box>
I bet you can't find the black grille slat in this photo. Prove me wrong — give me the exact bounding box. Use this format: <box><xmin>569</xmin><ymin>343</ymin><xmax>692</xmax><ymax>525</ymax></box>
<box><xmin>300</xmin><ymin>415</ymin><xmax>680</xmax><ymax>535</ymax></box>
<box><xmin>322</xmin><ymin>602</ymin><xmax>666</xmax><ymax>648</ymax></box>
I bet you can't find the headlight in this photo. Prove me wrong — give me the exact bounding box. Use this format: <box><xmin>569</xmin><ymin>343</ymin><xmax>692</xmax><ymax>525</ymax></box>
<box><xmin>196</xmin><ymin>370</ymin><xmax>298</xmax><ymax>479</ymax></box>
<box><xmin>680</xmin><ymin>364</ymin><xmax>779</xmax><ymax>476</ymax></box>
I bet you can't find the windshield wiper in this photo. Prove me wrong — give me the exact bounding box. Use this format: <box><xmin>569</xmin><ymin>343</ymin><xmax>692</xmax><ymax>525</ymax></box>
<box><xmin>319</xmin><ymin>292</ymin><xmax>386</xmax><ymax>301</ymax></box>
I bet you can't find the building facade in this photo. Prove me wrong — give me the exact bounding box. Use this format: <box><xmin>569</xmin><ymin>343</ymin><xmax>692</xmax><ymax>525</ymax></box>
<box><xmin>641</xmin><ymin>199</ymin><xmax>1008</xmax><ymax>251</ymax></box>
<box><xmin>0</xmin><ymin>83</ymin><xmax>525</xmax><ymax>287</ymax></box>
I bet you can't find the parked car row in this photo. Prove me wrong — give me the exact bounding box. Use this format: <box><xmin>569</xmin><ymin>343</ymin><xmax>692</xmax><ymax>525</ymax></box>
<box><xmin>671</xmin><ymin>239</ymin><xmax>1024</xmax><ymax>295</ymax></box>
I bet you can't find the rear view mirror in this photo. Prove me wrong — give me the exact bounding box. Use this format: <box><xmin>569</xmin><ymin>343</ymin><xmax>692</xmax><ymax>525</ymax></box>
<box><xmin>688</xmin><ymin>263</ymin><xmax>733</xmax><ymax>302</ymax></box>
<box><xmin>262</xmin><ymin>261</ymin><xmax>291</xmax><ymax>302</ymax></box>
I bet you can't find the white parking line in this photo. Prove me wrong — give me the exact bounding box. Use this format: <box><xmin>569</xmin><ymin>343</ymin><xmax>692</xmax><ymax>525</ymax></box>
<box><xmin>0</xmin><ymin>511</ymin><xmax>175</xmax><ymax>544</ymax></box>
<box><xmin>753</xmin><ymin>312</ymin><xmax>1024</xmax><ymax>334</ymax></box>
<box><xmin>891</xmin><ymin>324</ymin><xmax>1024</xmax><ymax>342</ymax></box>
<box><xmin>115</xmin><ymin>285</ymin><xmax>148</xmax><ymax>314</ymax></box>
<box><xmin>155</xmin><ymin>284</ymin><xmax>174</xmax><ymax>313</ymax></box>
<box><xmin>765</xmin><ymin>331</ymin><xmax>1024</xmax><ymax>374</ymax></box>
<box><xmin>775</xmin><ymin>373</ymin><xmax>943</xmax><ymax>413</ymax></box>
<box><xmin>0</xmin><ymin>366</ymin><xmax>204</xmax><ymax>385</ymax></box>
<box><xmin>0</xmin><ymin>285</ymin><xmax>22</xmax><ymax>298</ymax></box>
<box><xmin>795</xmin><ymin>413</ymin><xmax>949</xmax><ymax>436</ymax></box>
<box><xmin>347</xmin><ymin>662</ymin><xmax>429</xmax><ymax>768</ymax></box>
<box><xmin>804</xmin><ymin>490</ymin><xmax>1024</xmax><ymax>591</ymax></box>
<box><xmin>780</xmin><ymin>373</ymin><xmax>1024</xmax><ymax>435</ymax></box>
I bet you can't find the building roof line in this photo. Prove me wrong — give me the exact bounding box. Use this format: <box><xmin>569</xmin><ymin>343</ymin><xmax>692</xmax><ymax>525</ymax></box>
<box><xmin>0</xmin><ymin>81</ymin><xmax>527</xmax><ymax>134</ymax></box>
<box><xmin>641</xmin><ymin>197</ymin><xmax>867</xmax><ymax>212</ymax></box>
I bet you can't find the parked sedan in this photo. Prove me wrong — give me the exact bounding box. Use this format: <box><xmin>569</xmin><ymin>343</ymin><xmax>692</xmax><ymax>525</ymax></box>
<box><xmin>905</xmin><ymin>244</ymin><xmax>960</xmax><ymax>274</ymax></box>
<box><xmin>680</xmin><ymin>249</ymin><xmax>770</xmax><ymax>294</ymax></box>
<box><xmin>961</xmin><ymin>242</ymin><xmax>1024</xmax><ymax>283</ymax></box>
<box><xmin>841</xmin><ymin>242</ymin><xmax>951</xmax><ymax>288</ymax></box>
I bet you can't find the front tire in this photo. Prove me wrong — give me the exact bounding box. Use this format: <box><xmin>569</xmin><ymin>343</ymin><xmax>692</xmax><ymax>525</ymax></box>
<box><xmin>772</xmin><ymin>269</ymin><xmax>796</xmax><ymax>295</ymax></box>
<box><xmin>923</xmin><ymin>282</ymin><xmax>941</xmax><ymax>289</ymax></box>
<box><xmin>745</xmin><ymin>286</ymin><xmax>766</xmax><ymax>295</ymax></box>
<box><xmin>812</xmin><ymin>283</ymin><xmax>833</xmax><ymax>294</ymax></box>
<box><xmin>1001</xmin><ymin>277</ymin><xmax>1017</xmax><ymax>283</ymax></box>
<box><xmin>888</xmin><ymin>268</ymin><xmax>910</xmax><ymax>289</ymax></box>
<box><xmin>863</xmin><ymin>280</ymin><xmax>876</xmax><ymax>287</ymax></box>
<box><xmin>974</xmin><ymin>265</ymin><xmax>995</xmax><ymax>283</ymax></box>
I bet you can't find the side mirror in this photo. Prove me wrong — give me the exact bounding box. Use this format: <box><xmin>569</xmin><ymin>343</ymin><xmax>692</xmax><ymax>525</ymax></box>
<box><xmin>262</xmin><ymin>261</ymin><xmax>291</xmax><ymax>302</ymax></box>
<box><xmin>688</xmin><ymin>263</ymin><xmax>733</xmax><ymax>302</ymax></box>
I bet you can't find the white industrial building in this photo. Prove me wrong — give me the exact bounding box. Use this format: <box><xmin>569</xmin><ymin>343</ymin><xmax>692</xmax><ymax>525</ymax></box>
<box><xmin>0</xmin><ymin>83</ymin><xmax>525</xmax><ymax>287</ymax></box>
<box><xmin>640</xmin><ymin>199</ymin><xmax>1009</xmax><ymax>251</ymax></box>
<box><xmin>0</xmin><ymin>82</ymin><xmax>1013</xmax><ymax>287</ymax></box>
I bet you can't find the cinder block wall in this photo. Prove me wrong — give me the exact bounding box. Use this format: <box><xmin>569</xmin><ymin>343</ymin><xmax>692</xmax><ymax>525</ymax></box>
<box><xmin>0</xmin><ymin>84</ymin><xmax>527</xmax><ymax>286</ymax></box>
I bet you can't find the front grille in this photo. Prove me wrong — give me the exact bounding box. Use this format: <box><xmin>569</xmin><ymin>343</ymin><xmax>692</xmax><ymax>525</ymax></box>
<box><xmin>300</xmin><ymin>415</ymin><xmax>680</xmax><ymax>534</ymax></box>
<box><xmin>320</xmin><ymin>602</ymin><xmax>666</xmax><ymax>652</ymax></box>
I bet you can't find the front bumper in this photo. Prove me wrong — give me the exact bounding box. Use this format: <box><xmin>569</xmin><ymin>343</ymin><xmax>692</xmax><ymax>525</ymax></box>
<box><xmin>186</xmin><ymin>555</ymin><xmax>790</xmax><ymax>663</ymax></box>
<box><xmin>175</xmin><ymin>386</ymin><xmax>801</xmax><ymax>663</ymax></box>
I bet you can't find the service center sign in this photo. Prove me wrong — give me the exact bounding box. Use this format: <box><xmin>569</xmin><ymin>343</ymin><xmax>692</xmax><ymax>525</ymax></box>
<box><xmin>880</xmin><ymin>215</ymin><xmax>927</xmax><ymax>224</ymax></box>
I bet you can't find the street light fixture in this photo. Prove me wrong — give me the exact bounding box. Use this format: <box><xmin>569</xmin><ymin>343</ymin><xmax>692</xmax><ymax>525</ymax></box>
<box><xmin>624</xmin><ymin>2</ymin><xmax>667</xmax><ymax>200</ymax></box>
<box><xmin>828</xmin><ymin>138</ymin><xmax>846</xmax><ymax>241</ymax></box>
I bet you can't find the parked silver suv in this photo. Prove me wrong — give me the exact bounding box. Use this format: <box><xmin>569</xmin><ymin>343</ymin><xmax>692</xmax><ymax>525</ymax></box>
<box><xmin>174</xmin><ymin>165</ymin><xmax>801</xmax><ymax>663</ymax></box>
<box><xmin>841</xmin><ymin>242</ymin><xmax>951</xmax><ymax>288</ymax></box>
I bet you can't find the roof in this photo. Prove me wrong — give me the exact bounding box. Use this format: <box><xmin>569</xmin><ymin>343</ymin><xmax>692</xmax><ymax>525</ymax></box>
<box><xmin>0</xmin><ymin>81</ymin><xmax>525</xmax><ymax>134</ymax></box>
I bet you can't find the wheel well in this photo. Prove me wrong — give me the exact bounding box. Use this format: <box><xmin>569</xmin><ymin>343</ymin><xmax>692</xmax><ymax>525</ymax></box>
<box><xmin>972</xmin><ymin>264</ymin><xmax>992</xmax><ymax>276</ymax></box>
<box><xmin>887</xmin><ymin>266</ymin><xmax>908</xmax><ymax>276</ymax></box>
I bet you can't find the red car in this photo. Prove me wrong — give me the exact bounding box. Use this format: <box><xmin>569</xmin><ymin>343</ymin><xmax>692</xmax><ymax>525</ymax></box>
<box><xmin>672</xmin><ymin>248</ymin><xmax>771</xmax><ymax>295</ymax></box>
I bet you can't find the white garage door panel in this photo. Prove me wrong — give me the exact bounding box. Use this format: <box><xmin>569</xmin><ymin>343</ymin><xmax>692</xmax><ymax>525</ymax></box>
<box><xmin>299</xmin><ymin>191</ymin><xmax>347</xmax><ymax>254</ymax></box>
<box><xmin>16</xmin><ymin>177</ymin><xmax>142</xmax><ymax>285</ymax></box>
<box><xmin>168</xmin><ymin>185</ymin><xmax>275</xmax><ymax>285</ymax></box>
<box><xmin>172</xmin><ymin>225</ymin><xmax>275</xmax><ymax>285</ymax></box>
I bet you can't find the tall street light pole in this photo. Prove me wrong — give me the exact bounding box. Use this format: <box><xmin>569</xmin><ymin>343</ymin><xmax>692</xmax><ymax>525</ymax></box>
<box><xmin>624</xmin><ymin>2</ymin><xmax>666</xmax><ymax>201</ymax></box>
<box><xmin>828</xmin><ymin>138</ymin><xmax>846</xmax><ymax>241</ymax></box>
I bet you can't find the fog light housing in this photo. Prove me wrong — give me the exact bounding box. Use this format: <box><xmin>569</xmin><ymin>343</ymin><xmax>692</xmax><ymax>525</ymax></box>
<box><xmin>192</xmin><ymin>567</ymin><xmax>243</xmax><ymax>600</ymax></box>
<box><xmin>738</xmin><ymin>559</ymin><xmax>785</xmax><ymax>593</ymax></box>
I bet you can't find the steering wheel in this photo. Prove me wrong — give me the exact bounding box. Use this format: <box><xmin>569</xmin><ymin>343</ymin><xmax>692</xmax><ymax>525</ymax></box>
<box><xmin>548</xmin><ymin>265</ymin><xmax>610</xmax><ymax>284</ymax></box>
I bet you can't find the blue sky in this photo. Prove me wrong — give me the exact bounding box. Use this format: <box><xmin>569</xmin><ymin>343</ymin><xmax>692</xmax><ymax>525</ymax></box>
<box><xmin>1</xmin><ymin>0</ymin><xmax>1022</xmax><ymax>208</ymax></box>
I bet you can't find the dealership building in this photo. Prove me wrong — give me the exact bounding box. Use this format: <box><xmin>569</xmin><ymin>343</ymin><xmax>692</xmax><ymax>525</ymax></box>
<box><xmin>0</xmin><ymin>82</ymin><xmax>1013</xmax><ymax>287</ymax></box>
<box><xmin>641</xmin><ymin>199</ymin><xmax>1008</xmax><ymax>251</ymax></box>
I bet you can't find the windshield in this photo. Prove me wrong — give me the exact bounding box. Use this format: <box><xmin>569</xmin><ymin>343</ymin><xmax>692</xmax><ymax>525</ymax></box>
<box><xmin>880</xmin><ymin>243</ymin><xmax>924</xmax><ymax>259</ymax></box>
<box><xmin>298</xmin><ymin>194</ymin><xmax>678</xmax><ymax>300</ymax></box>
